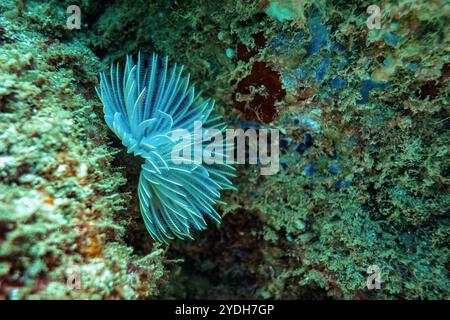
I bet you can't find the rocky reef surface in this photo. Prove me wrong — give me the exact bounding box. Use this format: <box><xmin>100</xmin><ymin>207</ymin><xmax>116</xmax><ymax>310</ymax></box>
<box><xmin>0</xmin><ymin>0</ymin><xmax>167</xmax><ymax>299</ymax></box>
<box><xmin>0</xmin><ymin>0</ymin><xmax>448</xmax><ymax>299</ymax></box>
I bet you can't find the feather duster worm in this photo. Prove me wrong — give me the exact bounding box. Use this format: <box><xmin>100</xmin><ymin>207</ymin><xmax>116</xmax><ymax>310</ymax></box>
<box><xmin>96</xmin><ymin>53</ymin><xmax>235</xmax><ymax>243</ymax></box>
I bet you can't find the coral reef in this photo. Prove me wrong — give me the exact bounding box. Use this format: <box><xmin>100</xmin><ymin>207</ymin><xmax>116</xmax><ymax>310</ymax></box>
<box><xmin>1</xmin><ymin>0</ymin><xmax>448</xmax><ymax>300</ymax></box>
<box><xmin>0</xmin><ymin>0</ymin><xmax>168</xmax><ymax>299</ymax></box>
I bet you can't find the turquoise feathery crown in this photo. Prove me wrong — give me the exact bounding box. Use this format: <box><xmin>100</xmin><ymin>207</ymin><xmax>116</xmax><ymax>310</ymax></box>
<box><xmin>96</xmin><ymin>53</ymin><xmax>235</xmax><ymax>243</ymax></box>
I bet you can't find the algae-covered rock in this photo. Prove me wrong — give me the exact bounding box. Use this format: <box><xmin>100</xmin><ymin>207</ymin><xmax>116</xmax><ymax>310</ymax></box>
<box><xmin>0</xmin><ymin>0</ymin><xmax>448</xmax><ymax>300</ymax></box>
<box><xmin>0</xmin><ymin>0</ymin><xmax>168</xmax><ymax>299</ymax></box>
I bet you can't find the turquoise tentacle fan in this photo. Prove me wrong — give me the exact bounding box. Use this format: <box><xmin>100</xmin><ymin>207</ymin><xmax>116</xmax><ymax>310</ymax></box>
<box><xmin>96</xmin><ymin>53</ymin><xmax>235</xmax><ymax>243</ymax></box>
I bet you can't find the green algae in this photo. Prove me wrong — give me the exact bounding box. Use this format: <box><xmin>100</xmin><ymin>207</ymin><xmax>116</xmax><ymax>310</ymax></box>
<box><xmin>0</xmin><ymin>0</ymin><xmax>169</xmax><ymax>299</ymax></box>
<box><xmin>0</xmin><ymin>0</ymin><xmax>448</xmax><ymax>300</ymax></box>
<box><xmin>265</xmin><ymin>2</ymin><xmax>297</xmax><ymax>22</ymax></box>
